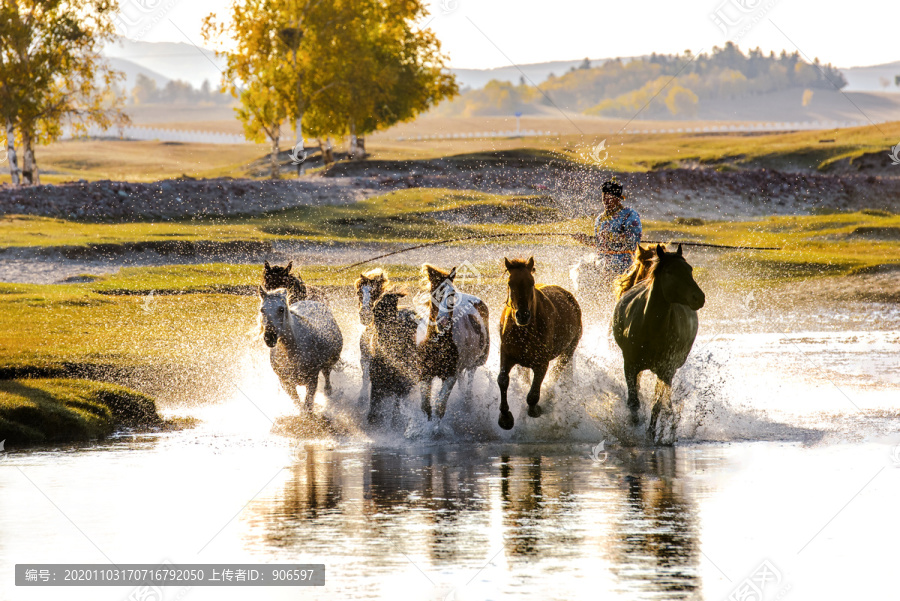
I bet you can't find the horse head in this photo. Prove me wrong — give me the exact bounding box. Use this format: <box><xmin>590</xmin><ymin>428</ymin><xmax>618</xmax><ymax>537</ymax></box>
<box><xmin>652</xmin><ymin>244</ymin><xmax>705</xmax><ymax>311</ymax></box>
<box><xmin>424</xmin><ymin>264</ymin><xmax>458</xmax><ymax>334</ymax></box>
<box><xmin>356</xmin><ymin>269</ymin><xmax>387</xmax><ymax>326</ymax></box>
<box><xmin>257</xmin><ymin>286</ymin><xmax>289</xmax><ymax>347</ymax></box>
<box><xmin>373</xmin><ymin>290</ymin><xmax>406</xmax><ymax>332</ymax></box>
<box><xmin>505</xmin><ymin>256</ymin><xmax>536</xmax><ymax>326</ymax></box>
<box><xmin>262</xmin><ymin>261</ymin><xmax>295</xmax><ymax>290</ymax></box>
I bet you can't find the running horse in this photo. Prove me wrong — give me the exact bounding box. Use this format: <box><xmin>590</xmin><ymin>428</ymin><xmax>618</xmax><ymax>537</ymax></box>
<box><xmin>612</xmin><ymin>244</ymin><xmax>705</xmax><ymax>442</ymax></box>
<box><xmin>497</xmin><ymin>257</ymin><xmax>582</xmax><ymax>430</ymax></box>
<box><xmin>355</xmin><ymin>269</ymin><xmax>389</xmax><ymax>400</ymax></box>
<box><xmin>257</xmin><ymin>287</ymin><xmax>343</xmax><ymax>409</ymax></box>
<box><xmin>417</xmin><ymin>265</ymin><xmax>490</xmax><ymax>421</ymax></box>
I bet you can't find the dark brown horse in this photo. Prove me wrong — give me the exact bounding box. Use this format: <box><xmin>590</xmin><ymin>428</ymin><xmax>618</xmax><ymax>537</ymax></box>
<box><xmin>612</xmin><ymin>244</ymin><xmax>705</xmax><ymax>441</ymax></box>
<box><xmin>355</xmin><ymin>269</ymin><xmax>389</xmax><ymax>400</ymax></box>
<box><xmin>497</xmin><ymin>257</ymin><xmax>583</xmax><ymax>430</ymax></box>
<box><xmin>368</xmin><ymin>291</ymin><xmax>419</xmax><ymax>424</ymax></box>
<box><xmin>262</xmin><ymin>261</ymin><xmax>326</xmax><ymax>303</ymax></box>
<box><xmin>262</xmin><ymin>261</ymin><xmax>307</xmax><ymax>304</ymax></box>
<box><xmin>614</xmin><ymin>244</ymin><xmax>656</xmax><ymax>300</ymax></box>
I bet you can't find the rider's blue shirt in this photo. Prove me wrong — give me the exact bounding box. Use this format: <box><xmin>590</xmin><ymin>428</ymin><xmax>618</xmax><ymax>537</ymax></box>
<box><xmin>594</xmin><ymin>206</ymin><xmax>642</xmax><ymax>274</ymax></box>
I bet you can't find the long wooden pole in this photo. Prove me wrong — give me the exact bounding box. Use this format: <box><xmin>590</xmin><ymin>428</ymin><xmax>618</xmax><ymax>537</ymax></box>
<box><xmin>339</xmin><ymin>232</ymin><xmax>780</xmax><ymax>272</ymax></box>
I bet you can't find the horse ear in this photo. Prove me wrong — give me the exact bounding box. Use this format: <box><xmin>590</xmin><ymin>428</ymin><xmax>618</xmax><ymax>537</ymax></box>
<box><xmin>264</xmin><ymin>261</ymin><xmax>271</xmax><ymax>270</ymax></box>
<box><xmin>504</xmin><ymin>258</ymin><xmax>513</xmax><ymax>272</ymax></box>
<box><xmin>286</xmin><ymin>261</ymin><xmax>292</xmax><ymax>271</ymax></box>
<box><xmin>448</xmin><ymin>267</ymin><xmax>457</xmax><ymax>281</ymax></box>
<box><xmin>676</xmin><ymin>244</ymin><xmax>683</xmax><ymax>256</ymax></box>
<box><xmin>257</xmin><ymin>285</ymin><xmax>266</xmax><ymax>298</ymax></box>
<box><xmin>526</xmin><ymin>257</ymin><xmax>535</xmax><ymax>272</ymax></box>
<box><xmin>656</xmin><ymin>244</ymin><xmax>666</xmax><ymax>258</ymax></box>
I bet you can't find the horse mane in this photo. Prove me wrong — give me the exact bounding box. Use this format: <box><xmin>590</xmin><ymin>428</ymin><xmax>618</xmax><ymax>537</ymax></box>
<box><xmin>614</xmin><ymin>245</ymin><xmax>656</xmax><ymax>299</ymax></box>
<box><xmin>505</xmin><ymin>258</ymin><xmax>532</xmax><ymax>270</ymax></box>
<box><xmin>355</xmin><ymin>268</ymin><xmax>388</xmax><ymax>290</ymax></box>
<box><xmin>421</xmin><ymin>263</ymin><xmax>453</xmax><ymax>291</ymax></box>
<box><xmin>262</xmin><ymin>288</ymin><xmax>289</xmax><ymax>303</ymax></box>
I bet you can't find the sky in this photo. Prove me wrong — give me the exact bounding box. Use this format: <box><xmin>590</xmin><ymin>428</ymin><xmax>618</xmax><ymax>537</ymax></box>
<box><xmin>127</xmin><ymin>0</ymin><xmax>898</xmax><ymax>69</ymax></box>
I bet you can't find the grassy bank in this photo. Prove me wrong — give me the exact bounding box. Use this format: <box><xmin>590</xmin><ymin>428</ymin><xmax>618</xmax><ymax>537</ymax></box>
<box><xmin>0</xmin><ymin>378</ymin><xmax>162</xmax><ymax>445</ymax></box>
<box><xmin>1</xmin><ymin>185</ymin><xmax>897</xmax><ymax>276</ymax></box>
<box><xmin>1</xmin><ymin>122</ymin><xmax>896</xmax><ymax>183</ymax></box>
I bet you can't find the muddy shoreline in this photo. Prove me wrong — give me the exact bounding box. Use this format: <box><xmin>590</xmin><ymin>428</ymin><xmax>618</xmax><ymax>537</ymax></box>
<box><xmin>2</xmin><ymin>159</ymin><xmax>898</xmax><ymax>222</ymax></box>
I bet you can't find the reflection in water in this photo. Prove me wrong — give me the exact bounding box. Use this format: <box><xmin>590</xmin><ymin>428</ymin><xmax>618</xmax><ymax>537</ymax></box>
<box><xmin>251</xmin><ymin>444</ymin><xmax>701</xmax><ymax>599</ymax></box>
<box><xmin>612</xmin><ymin>448</ymin><xmax>700</xmax><ymax>598</ymax></box>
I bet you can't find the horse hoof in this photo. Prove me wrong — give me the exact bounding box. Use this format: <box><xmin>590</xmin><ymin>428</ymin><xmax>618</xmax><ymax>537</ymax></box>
<box><xmin>498</xmin><ymin>412</ymin><xmax>514</xmax><ymax>430</ymax></box>
<box><xmin>527</xmin><ymin>404</ymin><xmax>542</xmax><ymax>418</ymax></box>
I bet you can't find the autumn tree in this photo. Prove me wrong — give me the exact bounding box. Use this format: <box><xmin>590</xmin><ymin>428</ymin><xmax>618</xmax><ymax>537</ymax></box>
<box><xmin>204</xmin><ymin>0</ymin><xmax>333</xmax><ymax>178</ymax></box>
<box><xmin>305</xmin><ymin>0</ymin><xmax>457</xmax><ymax>159</ymax></box>
<box><xmin>0</xmin><ymin>0</ymin><xmax>127</xmax><ymax>185</ymax></box>
<box><xmin>205</xmin><ymin>0</ymin><xmax>456</xmax><ymax>175</ymax></box>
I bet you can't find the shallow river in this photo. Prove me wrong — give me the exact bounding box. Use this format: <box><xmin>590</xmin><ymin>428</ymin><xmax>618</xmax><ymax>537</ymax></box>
<box><xmin>1</xmin><ymin>253</ymin><xmax>899</xmax><ymax>600</ymax></box>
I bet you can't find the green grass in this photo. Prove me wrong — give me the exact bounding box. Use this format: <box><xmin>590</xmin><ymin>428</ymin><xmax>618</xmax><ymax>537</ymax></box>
<box><xmin>0</xmin><ymin>189</ymin><xmax>559</xmax><ymax>249</ymax></box>
<box><xmin>0</xmin><ymin>378</ymin><xmax>162</xmax><ymax>445</ymax></box>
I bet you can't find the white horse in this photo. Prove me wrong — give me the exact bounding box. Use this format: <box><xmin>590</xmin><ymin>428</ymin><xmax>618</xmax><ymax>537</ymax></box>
<box><xmin>258</xmin><ymin>287</ymin><xmax>343</xmax><ymax>409</ymax></box>
<box><xmin>569</xmin><ymin>253</ymin><xmax>607</xmax><ymax>302</ymax></box>
<box><xmin>416</xmin><ymin>265</ymin><xmax>490</xmax><ymax>420</ymax></box>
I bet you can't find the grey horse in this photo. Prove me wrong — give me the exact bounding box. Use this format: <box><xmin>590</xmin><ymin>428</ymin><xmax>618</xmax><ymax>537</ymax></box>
<box><xmin>258</xmin><ymin>287</ymin><xmax>343</xmax><ymax>409</ymax></box>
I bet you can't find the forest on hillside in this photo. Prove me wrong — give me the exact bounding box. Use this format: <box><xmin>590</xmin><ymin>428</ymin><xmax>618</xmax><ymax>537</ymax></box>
<box><xmin>434</xmin><ymin>43</ymin><xmax>848</xmax><ymax>118</ymax></box>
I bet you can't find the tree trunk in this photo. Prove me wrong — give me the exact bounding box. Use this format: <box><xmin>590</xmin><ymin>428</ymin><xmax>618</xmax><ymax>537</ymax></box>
<box><xmin>270</xmin><ymin>129</ymin><xmax>280</xmax><ymax>180</ymax></box>
<box><xmin>357</xmin><ymin>135</ymin><xmax>366</xmax><ymax>159</ymax></box>
<box><xmin>5</xmin><ymin>120</ymin><xmax>20</xmax><ymax>186</ymax></box>
<box><xmin>294</xmin><ymin>115</ymin><xmax>304</xmax><ymax>176</ymax></box>
<box><xmin>349</xmin><ymin>117</ymin><xmax>360</xmax><ymax>160</ymax></box>
<box><xmin>21</xmin><ymin>129</ymin><xmax>38</xmax><ymax>185</ymax></box>
<box><xmin>318</xmin><ymin>137</ymin><xmax>335</xmax><ymax>166</ymax></box>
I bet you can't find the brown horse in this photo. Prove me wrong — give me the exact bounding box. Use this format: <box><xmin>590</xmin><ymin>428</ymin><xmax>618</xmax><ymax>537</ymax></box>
<box><xmin>612</xmin><ymin>244</ymin><xmax>705</xmax><ymax>441</ymax></box>
<box><xmin>497</xmin><ymin>257</ymin><xmax>583</xmax><ymax>430</ymax></box>
<box><xmin>614</xmin><ymin>244</ymin><xmax>656</xmax><ymax>300</ymax></box>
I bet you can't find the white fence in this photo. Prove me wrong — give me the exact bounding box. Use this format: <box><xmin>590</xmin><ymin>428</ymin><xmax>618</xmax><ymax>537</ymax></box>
<box><xmin>63</xmin><ymin>124</ymin><xmax>251</xmax><ymax>145</ymax></box>
<box><xmin>397</xmin><ymin>119</ymin><xmax>876</xmax><ymax>141</ymax></box>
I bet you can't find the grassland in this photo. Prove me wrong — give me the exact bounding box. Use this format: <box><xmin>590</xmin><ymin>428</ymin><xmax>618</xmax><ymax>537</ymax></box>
<box><xmin>2</xmin><ymin>186</ymin><xmax>897</xmax><ymax>276</ymax></box>
<box><xmin>0</xmin><ymin>378</ymin><xmax>162</xmax><ymax>445</ymax></box>
<box><xmin>2</xmin><ymin>124</ymin><xmax>898</xmax><ymax>444</ymax></box>
<box><xmin>2</xmin><ymin>120</ymin><xmax>897</xmax><ymax>184</ymax></box>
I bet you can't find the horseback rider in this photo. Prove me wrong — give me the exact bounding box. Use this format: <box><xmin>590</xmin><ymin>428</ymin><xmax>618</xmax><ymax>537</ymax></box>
<box><xmin>594</xmin><ymin>178</ymin><xmax>642</xmax><ymax>275</ymax></box>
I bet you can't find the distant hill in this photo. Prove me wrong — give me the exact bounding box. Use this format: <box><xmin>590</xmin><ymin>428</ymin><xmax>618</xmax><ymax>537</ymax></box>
<box><xmin>105</xmin><ymin>57</ymin><xmax>169</xmax><ymax>90</ymax></box>
<box><xmin>841</xmin><ymin>61</ymin><xmax>900</xmax><ymax>93</ymax></box>
<box><xmin>103</xmin><ymin>38</ymin><xmax>225</xmax><ymax>89</ymax></box>
<box><xmin>451</xmin><ymin>57</ymin><xmax>637</xmax><ymax>90</ymax></box>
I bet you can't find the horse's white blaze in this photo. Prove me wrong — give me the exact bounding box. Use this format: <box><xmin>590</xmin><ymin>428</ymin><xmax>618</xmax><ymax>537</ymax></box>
<box><xmin>359</xmin><ymin>285</ymin><xmax>374</xmax><ymax>324</ymax></box>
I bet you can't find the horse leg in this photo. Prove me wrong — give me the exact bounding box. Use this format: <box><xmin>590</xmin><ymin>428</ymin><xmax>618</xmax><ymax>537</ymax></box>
<box><xmin>420</xmin><ymin>378</ymin><xmax>433</xmax><ymax>421</ymax></box>
<box><xmin>323</xmin><ymin>367</ymin><xmax>333</xmax><ymax>396</ymax></box>
<box><xmin>303</xmin><ymin>376</ymin><xmax>319</xmax><ymax>412</ymax></box>
<box><xmin>654</xmin><ymin>373</ymin><xmax>676</xmax><ymax>444</ymax></box>
<box><xmin>436</xmin><ymin>375</ymin><xmax>457</xmax><ymax>419</ymax></box>
<box><xmin>624</xmin><ymin>362</ymin><xmax>641</xmax><ymax>426</ymax></box>
<box><xmin>359</xmin><ymin>337</ymin><xmax>371</xmax><ymax>401</ymax></box>
<box><xmin>526</xmin><ymin>363</ymin><xmax>549</xmax><ymax>418</ymax></box>
<box><xmin>367</xmin><ymin>386</ymin><xmax>383</xmax><ymax>425</ymax></box>
<box><xmin>497</xmin><ymin>357</ymin><xmax>515</xmax><ymax>430</ymax></box>
<box><xmin>648</xmin><ymin>380</ymin><xmax>662</xmax><ymax>441</ymax></box>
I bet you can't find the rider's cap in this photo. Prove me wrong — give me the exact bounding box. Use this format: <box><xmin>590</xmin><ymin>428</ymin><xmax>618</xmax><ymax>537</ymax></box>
<box><xmin>601</xmin><ymin>179</ymin><xmax>623</xmax><ymax>197</ymax></box>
